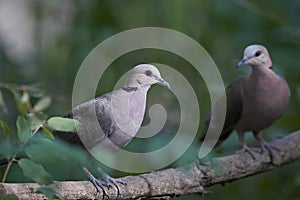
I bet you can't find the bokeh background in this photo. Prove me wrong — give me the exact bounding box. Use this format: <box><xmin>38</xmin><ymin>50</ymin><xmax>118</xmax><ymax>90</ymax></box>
<box><xmin>0</xmin><ymin>0</ymin><xmax>300</xmax><ymax>199</ymax></box>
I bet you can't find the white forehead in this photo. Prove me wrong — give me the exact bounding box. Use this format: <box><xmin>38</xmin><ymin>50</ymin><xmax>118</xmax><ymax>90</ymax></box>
<box><xmin>243</xmin><ymin>44</ymin><xmax>267</xmax><ymax>57</ymax></box>
<box><xmin>132</xmin><ymin>64</ymin><xmax>161</xmax><ymax>76</ymax></box>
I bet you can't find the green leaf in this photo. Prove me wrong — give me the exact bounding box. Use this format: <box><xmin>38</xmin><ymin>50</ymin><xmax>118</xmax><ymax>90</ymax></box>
<box><xmin>24</xmin><ymin>138</ymin><xmax>54</xmax><ymax>163</ymax></box>
<box><xmin>24</xmin><ymin>137</ymin><xmax>72</xmax><ymax>167</ymax></box>
<box><xmin>0</xmin><ymin>119</ymin><xmax>10</xmax><ymax>138</ymax></box>
<box><xmin>11</xmin><ymin>90</ymin><xmax>28</xmax><ymax>115</ymax></box>
<box><xmin>0</xmin><ymin>194</ymin><xmax>19</xmax><ymax>200</ymax></box>
<box><xmin>27</xmin><ymin>112</ymin><xmax>47</xmax><ymax>132</ymax></box>
<box><xmin>47</xmin><ymin>117</ymin><xmax>80</xmax><ymax>132</ymax></box>
<box><xmin>0</xmin><ymin>90</ymin><xmax>8</xmax><ymax>113</ymax></box>
<box><xmin>18</xmin><ymin>158</ymin><xmax>53</xmax><ymax>185</ymax></box>
<box><xmin>36</xmin><ymin>187</ymin><xmax>59</xmax><ymax>199</ymax></box>
<box><xmin>41</xmin><ymin>126</ymin><xmax>54</xmax><ymax>139</ymax></box>
<box><xmin>16</xmin><ymin>115</ymin><xmax>32</xmax><ymax>143</ymax></box>
<box><xmin>0</xmin><ymin>139</ymin><xmax>17</xmax><ymax>159</ymax></box>
<box><xmin>33</xmin><ymin>96</ymin><xmax>52</xmax><ymax>112</ymax></box>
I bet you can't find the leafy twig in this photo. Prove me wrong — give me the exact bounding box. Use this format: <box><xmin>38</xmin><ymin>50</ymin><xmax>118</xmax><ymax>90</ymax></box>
<box><xmin>1</xmin><ymin>153</ymin><xmax>17</xmax><ymax>183</ymax></box>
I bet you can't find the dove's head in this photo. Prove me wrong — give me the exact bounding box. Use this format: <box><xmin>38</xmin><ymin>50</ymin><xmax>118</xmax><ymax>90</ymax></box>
<box><xmin>125</xmin><ymin>64</ymin><xmax>170</xmax><ymax>89</ymax></box>
<box><xmin>237</xmin><ymin>44</ymin><xmax>272</xmax><ymax>69</ymax></box>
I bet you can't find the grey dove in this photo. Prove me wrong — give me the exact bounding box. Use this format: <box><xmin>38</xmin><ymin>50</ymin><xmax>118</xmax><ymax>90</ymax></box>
<box><xmin>58</xmin><ymin>64</ymin><xmax>170</xmax><ymax>151</ymax></box>
<box><xmin>200</xmin><ymin>44</ymin><xmax>290</xmax><ymax>160</ymax></box>
<box><xmin>56</xmin><ymin>64</ymin><xmax>170</xmax><ymax>198</ymax></box>
<box><xmin>0</xmin><ymin>64</ymin><xmax>170</xmax><ymax>198</ymax></box>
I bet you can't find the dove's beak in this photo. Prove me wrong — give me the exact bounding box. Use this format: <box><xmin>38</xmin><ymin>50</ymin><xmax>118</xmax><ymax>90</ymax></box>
<box><xmin>155</xmin><ymin>76</ymin><xmax>171</xmax><ymax>89</ymax></box>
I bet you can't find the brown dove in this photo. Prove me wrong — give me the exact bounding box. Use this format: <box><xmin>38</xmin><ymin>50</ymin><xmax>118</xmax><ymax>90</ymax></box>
<box><xmin>200</xmin><ymin>44</ymin><xmax>290</xmax><ymax>160</ymax></box>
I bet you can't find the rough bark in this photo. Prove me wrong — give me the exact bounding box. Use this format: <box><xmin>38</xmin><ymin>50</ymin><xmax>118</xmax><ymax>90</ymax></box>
<box><xmin>1</xmin><ymin>130</ymin><xmax>300</xmax><ymax>200</ymax></box>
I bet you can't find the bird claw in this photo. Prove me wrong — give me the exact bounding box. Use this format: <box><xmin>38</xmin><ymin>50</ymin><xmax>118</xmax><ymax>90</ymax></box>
<box><xmin>236</xmin><ymin>146</ymin><xmax>256</xmax><ymax>160</ymax></box>
<box><xmin>83</xmin><ymin>167</ymin><xmax>127</xmax><ymax>199</ymax></box>
<box><xmin>83</xmin><ymin>167</ymin><xmax>110</xmax><ymax>199</ymax></box>
<box><xmin>97</xmin><ymin>167</ymin><xmax>127</xmax><ymax>198</ymax></box>
<box><xmin>259</xmin><ymin>143</ymin><xmax>280</xmax><ymax>165</ymax></box>
<box><xmin>259</xmin><ymin>143</ymin><xmax>280</xmax><ymax>153</ymax></box>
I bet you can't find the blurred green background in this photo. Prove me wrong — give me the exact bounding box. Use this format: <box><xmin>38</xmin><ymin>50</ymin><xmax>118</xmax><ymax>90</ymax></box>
<box><xmin>0</xmin><ymin>0</ymin><xmax>300</xmax><ymax>199</ymax></box>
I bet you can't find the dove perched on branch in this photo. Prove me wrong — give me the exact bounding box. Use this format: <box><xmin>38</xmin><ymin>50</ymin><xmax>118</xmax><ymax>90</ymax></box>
<box><xmin>0</xmin><ymin>64</ymin><xmax>170</xmax><ymax>199</ymax></box>
<box><xmin>58</xmin><ymin>64</ymin><xmax>170</xmax><ymax>198</ymax></box>
<box><xmin>200</xmin><ymin>44</ymin><xmax>290</xmax><ymax>161</ymax></box>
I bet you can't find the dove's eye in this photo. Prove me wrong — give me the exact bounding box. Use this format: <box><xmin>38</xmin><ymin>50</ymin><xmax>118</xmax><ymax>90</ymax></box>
<box><xmin>145</xmin><ymin>70</ymin><xmax>152</xmax><ymax>76</ymax></box>
<box><xmin>255</xmin><ymin>51</ymin><xmax>262</xmax><ymax>57</ymax></box>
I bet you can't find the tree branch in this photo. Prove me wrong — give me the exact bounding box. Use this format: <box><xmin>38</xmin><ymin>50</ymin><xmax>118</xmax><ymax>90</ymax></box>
<box><xmin>1</xmin><ymin>130</ymin><xmax>300</xmax><ymax>200</ymax></box>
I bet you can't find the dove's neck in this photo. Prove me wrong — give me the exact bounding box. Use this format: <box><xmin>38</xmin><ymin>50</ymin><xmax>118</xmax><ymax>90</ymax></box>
<box><xmin>122</xmin><ymin>86</ymin><xmax>138</xmax><ymax>92</ymax></box>
<box><xmin>124</xmin><ymin>77</ymin><xmax>139</xmax><ymax>88</ymax></box>
<box><xmin>250</xmin><ymin>65</ymin><xmax>275</xmax><ymax>77</ymax></box>
<box><xmin>129</xmin><ymin>85</ymin><xmax>151</xmax><ymax>128</ymax></box>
